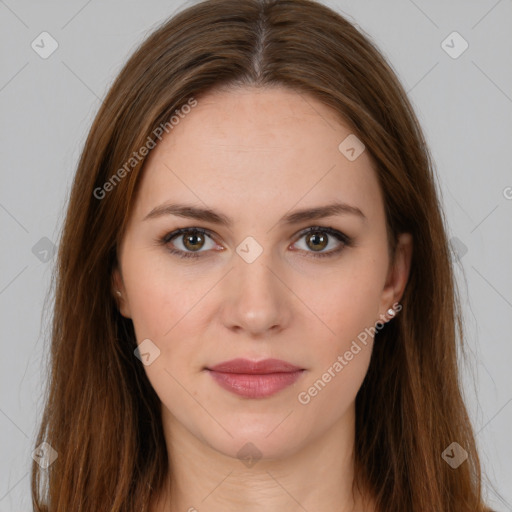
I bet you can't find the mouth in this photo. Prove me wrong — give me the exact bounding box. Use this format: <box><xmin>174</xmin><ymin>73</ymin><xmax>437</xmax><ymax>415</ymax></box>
<box><xmin>205</xmin><ymin>358</ymin><xmax>305</xmax><ymax>399</ymax></box>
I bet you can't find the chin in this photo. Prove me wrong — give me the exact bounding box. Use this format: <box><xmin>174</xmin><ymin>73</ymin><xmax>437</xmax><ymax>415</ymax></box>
<box><xmin>198</xmin><ymin>414</ymin><xmax>313</xmax><ymax>463</ymax></box>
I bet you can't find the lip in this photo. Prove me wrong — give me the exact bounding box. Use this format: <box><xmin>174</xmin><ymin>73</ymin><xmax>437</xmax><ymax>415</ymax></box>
<box><xmin>208</xmin><ymin>358</ymin><xmax>303</xmax><ymax>374</ymax></box>
<box><xmin>206</xmin><ymin>358</ymin><xmax>305</xmax><ymax>399</ymax></box>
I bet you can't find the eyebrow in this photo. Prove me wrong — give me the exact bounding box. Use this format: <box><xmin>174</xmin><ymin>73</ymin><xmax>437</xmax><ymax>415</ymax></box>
<box><xmin>143</xmin><ymin>200</ymin><xmax>367</xmax><ymax>226</ymax></box>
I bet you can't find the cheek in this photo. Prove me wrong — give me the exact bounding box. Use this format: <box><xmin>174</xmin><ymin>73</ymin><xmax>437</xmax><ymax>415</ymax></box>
<box><xmin>124</xmin><ymin>273</ymin><xmax>168</xmax><ymax>339</ymax></box>
<box><xmin>122</xmin><ymin>250</ymin><xmax>209</xmax><ymax>339</ymax></box>
<box><xmin>299</xmin><ymin>257</ymin><xmax>384</xmax><ymax>400</ymax></box>
<box><xmin>296</xmin><ymin>342</ymin><xmax>372</xmax><ymax>431</ymax></box>
<box><xmin>121</xmin><ymin>258</ymin><xmax>206</xmax><ymax>405</ymax></box>
<box><xmin>315</xmin><ymin>263</ymin><xmax>385</xmax><ymax>345</ymax></box>
<box><xmin>121</xmin><ymin>254</ymin><xmax>220</xmax><ymax>396</ymax></box>
<box><xmin>296</xmin><ymin>279</ymin><xmax>378</xmax><ymax>419</ymax></box>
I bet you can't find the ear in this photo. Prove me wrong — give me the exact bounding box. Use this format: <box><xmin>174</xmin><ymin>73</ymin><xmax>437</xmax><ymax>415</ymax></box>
<box><xmin>112</xmin><ymin>265</ymin><xmax>132</xmax><ymax>319</ymax></box>
<box><xmin>378</xmin><ymin>232</ymin><xmax>413</xmax><ymax>318</ymax></box>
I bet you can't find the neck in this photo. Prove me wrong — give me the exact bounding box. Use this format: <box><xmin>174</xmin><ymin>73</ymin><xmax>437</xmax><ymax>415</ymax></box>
<box><xmin>151</xmin><ymin>403</ymin><xmax>375</xmax><ymax>512</ymax></box>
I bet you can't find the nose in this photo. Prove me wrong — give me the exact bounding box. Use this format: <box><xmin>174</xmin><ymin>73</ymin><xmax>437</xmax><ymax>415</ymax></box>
<box><xmin>219</xmin><ymin>247</ymin><xmax>292</xmax><ymax>338</ymax></box>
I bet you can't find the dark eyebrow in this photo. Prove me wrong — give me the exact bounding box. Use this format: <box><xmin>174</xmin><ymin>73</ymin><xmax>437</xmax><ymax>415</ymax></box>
<box><xmin>143</xmin><ymin>201</ymin><xmax>367</xmax><ymax>226</ymax></box>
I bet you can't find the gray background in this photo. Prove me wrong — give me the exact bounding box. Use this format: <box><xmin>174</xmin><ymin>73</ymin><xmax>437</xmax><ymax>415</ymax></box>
<box><xmin>1</xmin><ymin>0</ymin><xmax>511</xmax><ymax>510</ymax></box>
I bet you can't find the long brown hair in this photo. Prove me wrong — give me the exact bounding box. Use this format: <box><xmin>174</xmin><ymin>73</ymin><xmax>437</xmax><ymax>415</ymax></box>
<box><xmin>32</xmin><ymin>0</ymin><xmax>493</xmax><ymax>510</ymax></box>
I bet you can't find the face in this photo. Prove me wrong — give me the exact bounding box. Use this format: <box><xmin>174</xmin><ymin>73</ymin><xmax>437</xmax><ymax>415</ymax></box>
<box><xmin>113</xmin><ymin>86</ymin><xmax>412</xmax><ymax>461</ymax></box>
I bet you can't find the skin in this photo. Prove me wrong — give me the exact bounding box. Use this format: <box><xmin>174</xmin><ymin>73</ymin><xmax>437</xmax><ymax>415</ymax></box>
<box><xmin>113</xmin><ymin>86</ymin><xmax>412</xmax><ymax>512</ymax></box>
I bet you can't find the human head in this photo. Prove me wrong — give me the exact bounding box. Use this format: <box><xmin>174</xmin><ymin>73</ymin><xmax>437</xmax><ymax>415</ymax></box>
<box><xmin>32</xmin><ymin>1</ymin><xmax>489</xmax><ymax>511</ymax></box>
<box><xmin>112</xmin><ymin>81</ymin><xmax>412</xmax><ymax>480</ymax></box>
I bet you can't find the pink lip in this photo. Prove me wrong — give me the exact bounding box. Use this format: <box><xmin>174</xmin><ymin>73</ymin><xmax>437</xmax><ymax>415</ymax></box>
<box><xmin>206</xmin><ymin>358</ymin><xmax>305</xmax><ymax>398</ymax></box>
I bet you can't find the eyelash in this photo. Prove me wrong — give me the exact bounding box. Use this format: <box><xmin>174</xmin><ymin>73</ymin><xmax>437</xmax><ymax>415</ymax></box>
<box><xmin>157</xmin><ymin>226</ymin><xmax>352</xmax><ymax>260</ymax></box>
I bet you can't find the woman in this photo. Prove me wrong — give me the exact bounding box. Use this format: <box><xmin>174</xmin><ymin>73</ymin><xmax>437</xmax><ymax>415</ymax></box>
<box><xmin>31</xmin><ymin>0</ymin><xmax>495</xmax><ymax>510</ymax></box>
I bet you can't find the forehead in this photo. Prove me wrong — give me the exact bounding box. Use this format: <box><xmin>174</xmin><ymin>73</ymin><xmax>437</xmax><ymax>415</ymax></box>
<box><xmin>132</xmin><ymin>86</ymin><xmax>383</xmax><ymax>223</ymax></box>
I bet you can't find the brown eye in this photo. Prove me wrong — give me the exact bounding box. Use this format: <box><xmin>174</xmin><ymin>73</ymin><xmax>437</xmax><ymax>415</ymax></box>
<box><xmin>161</xmin><ymin>228</ymin><xmax>217</xmax><ymax>258</ymax></box>
<box><xmin>305</xmin><ymin>231</ymin><xmax>328</xmax><ymax>252</ymax></box>
<box><xmin>292</xmin><ymin>226</ymin><xmax>351</xmax><ymax>259</ymax></box>
<box><xmin>160</xmin><ymin>226</ymin><xmax>351</xmax><ymax>261</ymax></box>
<box><xmin>182</xmin><ymin>230</ymin><xmax>206</xmax><ymax>251</ymax></box>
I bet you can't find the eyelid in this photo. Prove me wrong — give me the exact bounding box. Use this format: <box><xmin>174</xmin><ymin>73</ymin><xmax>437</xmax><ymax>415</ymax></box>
<box><xmin>293</xmin><ymin>225</ymin><xmax>350</xmax><ymax>244</ymax></box>
<box><xmin>289</xmin><ymin>226</ymin><xmax>351</xmax><ymax>258</ymax></box>
<box><xmin>162</xmin><ymin>227</ymin><xmax>212</xmax><ymax>244</ymax></box>
<box><xmin>159</xmin><ymin>225</ymin><xmax>352</xmax><ymax>259</ymax></box>
<box><xmin>162</xmin><ymin>227</ymin><xmax>222</xmax><ymax>255</ymax></box>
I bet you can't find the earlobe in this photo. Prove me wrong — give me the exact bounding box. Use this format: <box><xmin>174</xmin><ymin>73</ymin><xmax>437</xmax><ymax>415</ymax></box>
<box><xmin>111</xmin><ymin>267</ymin><xmax>132</xmax><ymax>318</ymax></box>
